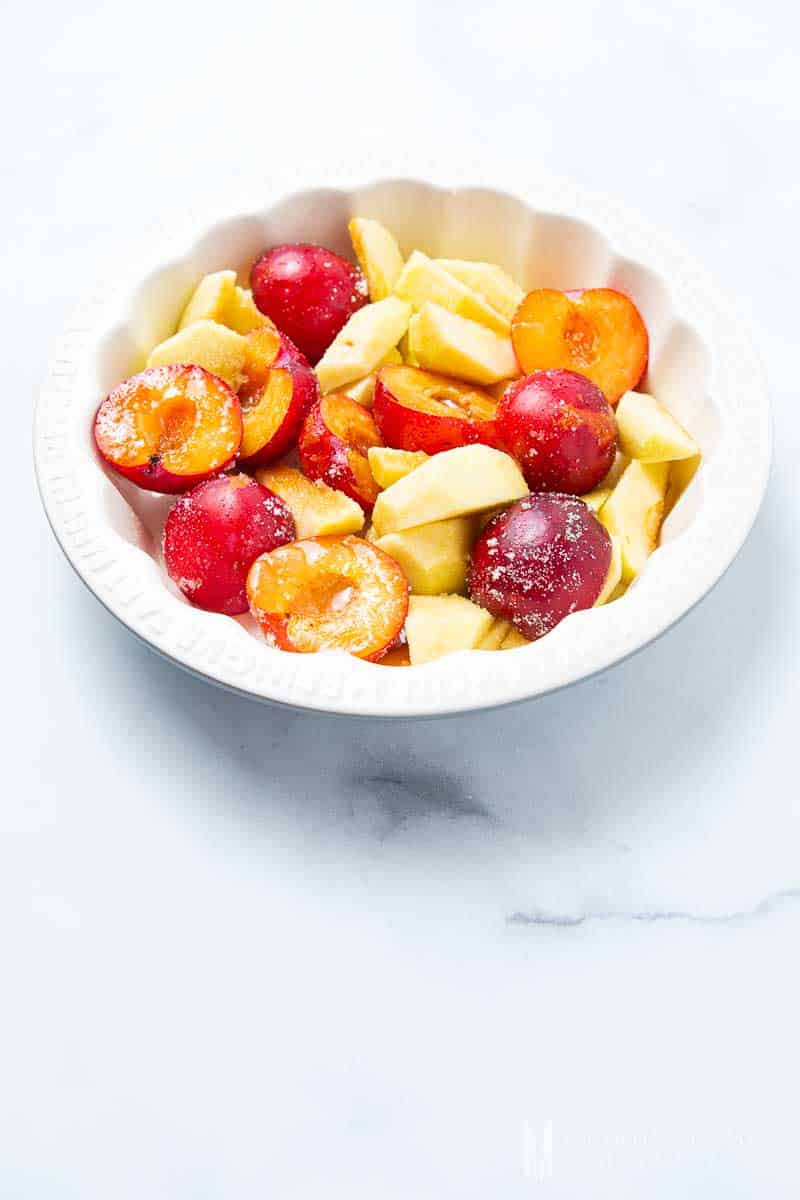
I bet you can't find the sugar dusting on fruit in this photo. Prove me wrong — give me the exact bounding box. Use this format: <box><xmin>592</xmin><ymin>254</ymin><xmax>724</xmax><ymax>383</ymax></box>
<box><xmin>163</xmin><ymin>475</ymin><xmax>295</xmax><ymax>615</ymax></box>
<box><xmin>91</xmin><ymin>223</ymin><xmax>668</xmax><ymax>668</ymax></box>
<box><xmin>469</xmin><ymin>494</ymin><xmax>612</xmax><ymax>641</ymax></box>
<box><xmin>247</xmin><ymin>536</ymin><xmax>407</xmax><ymax>659</ymax></box>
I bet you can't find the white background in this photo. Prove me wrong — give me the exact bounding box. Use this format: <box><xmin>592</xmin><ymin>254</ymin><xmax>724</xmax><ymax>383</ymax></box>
<box><xmin>5</xmin><ymin>0</ymin><xmax>800</xmax><ymax>1194</ymax></box>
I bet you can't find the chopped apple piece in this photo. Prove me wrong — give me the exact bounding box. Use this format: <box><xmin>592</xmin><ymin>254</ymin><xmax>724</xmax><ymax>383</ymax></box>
<box><xmin>599</xmin><ymin>461</ymin><xmax>669</xmax><ymax>582</ymax></box>
<box><xmin>225</xmin><ymin>286</ymin><xmax>271</xmax><ymax>334</ymax></box>
<box><xmin>340</xmin><ymin>348</ymin><xmax>402</xmax><ymax>408</ymax></box>
<box><xmin>371</xmin><ymin>445</ymin><xmax>528</xmax><ymax>536</ymax></box>
<box><xmin>315</xmin><ymin>297</ymin><xmax>411</xmax><ymax>393</ymax></box>
<box><xmin>339</xmin><ymin>374</ymin><xmax>378</xmax><ymax>407</ymax></box>
<box><xmin>348</xmin><ymin>218</ymin><xmax>405</xmax><ymax>301</ymax></box>
<box><xmin>179</xmin><ymin>270</ymin><xmax>237</xmax><ymax>329</ymax></box>
<box><xmin>665</xmin><ymin>454</ymin><xmax>702</xmax><ymax>515</ymax></box>
<box><xmin>405</xmin><ymin>594</ymin><xmax>495</xmax><ymax>665</ymax></box>
<box><xmin>595</xmin><ymin>536</ymin><xmax>622</xmax><ymax>605</ymax></box>
<box><xmin>252</xmin><ymin>465</ymin><xmax>364</xmax><ymax>538</ymax></box>
<box><xmin>178</xmin><ymin>273</ymin><xmax>270</xmax><ymax>335</ymax></box>
<box><xmin>616</xmin><ymin>390</ymin><xmax>700</xmax><ymax>463</ymax></box>
<box><xmin>367</xmin><ymin>446</ymin><xmax>429</xmax><ymax>488</ymax></box>
<box><xmin>408</xmin><ymin>303</ymin><xmax>518</xmax><ymax>386</ymax></box>
<box><xmin>500</xmin><ymin>626</ymin><xmax>532</xmax><ymax>650</ymax></box>
<box><xmin>394</xmin><ymin>251</ymin><xmax>509</xmax><ymax>334</ymax></box>
<box><xmin>399</xmin><ymin>331</ymin><xmax>419</xmax><ymax>366</ymax></box>
<box><xmin>600</xmin><ymin>450</ymin><xmax>629</xmax><ymax>490</ymax></box>
<box><xmin>582</xmin><ymin>488</ymin><xmax>611</xmax><ymax>512</ymax></box>
<box><xmin>375</xmin><ymin>515</ymin><xmax>477</xmax><ymax>595</ymax></box>
<box><xmin>477</xmin><ymin>618</ymin><xmax>514</xmax><ymax>650</ymax></box>
<box><xmin>435</xmin><ymin>259</ymin><xmax>524</xmax><ymax>322</ymax></box>
<box><xmin>146</xmin><ymin>319</ymin><xmax>248</xmax><ymax>390</ymax></box>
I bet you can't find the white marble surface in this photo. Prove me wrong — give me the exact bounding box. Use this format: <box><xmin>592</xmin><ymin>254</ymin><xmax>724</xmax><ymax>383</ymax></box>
<box><xmin>5</xmin><ymin>0</ymin><xmax>800</xmax><ymax>1193</ymax></box>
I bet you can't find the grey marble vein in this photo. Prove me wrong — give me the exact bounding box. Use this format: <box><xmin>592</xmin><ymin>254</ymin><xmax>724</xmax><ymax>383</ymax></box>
<box><xmin>507</xmin><ymin>887</ymin><xmax>800</xmax><ymax>927</ymax></box>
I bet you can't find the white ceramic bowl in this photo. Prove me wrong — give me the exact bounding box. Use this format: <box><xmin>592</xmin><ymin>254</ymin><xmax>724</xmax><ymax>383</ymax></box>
<box><xmin>35</xmin><ymin>175</ymin><xmax>769</xmax><ymax>717</ymax></box>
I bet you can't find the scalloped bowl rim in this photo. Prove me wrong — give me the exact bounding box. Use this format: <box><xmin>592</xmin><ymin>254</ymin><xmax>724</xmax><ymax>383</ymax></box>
<box><xmin>34</xmin><ymin>173</ymin><xmax>770</xmax><ymax>718</ymax></box>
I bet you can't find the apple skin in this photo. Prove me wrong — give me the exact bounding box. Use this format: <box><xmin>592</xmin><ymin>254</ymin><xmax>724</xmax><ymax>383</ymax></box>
<box><xmin>93</xmin><ymin>364</ymin><xmax>242</xmax><ymax>495</ymax></box>
<box><xmin>238</xmin><ymin>332</ymin><xmax>319</xmax><ymax>468</ymax></box>
<box><xmin>298</xmin><ymin>395</ymin><xmax>382</xmax><ymax>513</ymax></box>
<box><xmin>496</xmin><ymin>369</ymin><xmax>617</xmax><ymax>494</ymax></box>
<box><xmin>163</xmin><ymin>474</ymin><xmax>296</xmax><ymax>615</ymax></box>
<box><xmin>250</xmin><ymin>243</ymin><xmax>368</xmax><ymax>364</ymax></box>
<box><xmin>372</xmin><ymin>365</ymin><xmax>498</xmax><ymax>455</ymax></box>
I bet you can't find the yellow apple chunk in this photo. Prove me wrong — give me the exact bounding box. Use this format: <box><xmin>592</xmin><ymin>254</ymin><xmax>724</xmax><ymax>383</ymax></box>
<box><xmin>595</xmin><ymin>536</ymin><xmax>623</xmax><ymax>605</ymax></box>
<box><xmin>435</xmin><ymin>259</ymin><xmax>524</xmax><ymax>322</ymax></box>
<box><xmin>315</xmin><ymin>297</ymin><xmax>411</xmax><ymax>393</ymax></box>
<box><xmin>405</xmin><ymin>594</ymin><xmax>495</xmax><ymax>665</ymax></box>
<box><xmin>394</xmin><ymin>251</ymin><xmax>509</xmax><ymax>334</ymax></box>
<box><xmin>178</xmin><ymin>270</ymin><xmax>237</xmax><ymax>330</ymax></box>
<box><xmin>375</xmin><ymin>516</ymin><xmax>477</xmax><ymax>595</ymax></box>
<box><xmin>600</xmin><ymin>461</ymin><xmax>669</xmax><ymax>582</ymax></box>
<box><xmin>340</xmin><ymin>348</ymin><xmax>403</xmax><ymax>408</ymax></box>
<box><xmin>224</xmin><ymin>286</ymin><xmax>271</xmax><ymax>334</ymax></box>
<box><xmin>371</xmin><ymin>445</ymin><xmax>528</xmax><ymax>536</ymax></box>
<box><xmin>146</xmin><ymin>319</ymin><xmax>248</xmax><ymax>389</ymax></box>
<box><xmin>367</xmin><ymin>446</ymin><xmax>429</xmax><ymax>488</ymax></box>
<box><xmin>253</xmin><ymin>466</ymin><xmax>365</xmax><ymax>538</ymax></box>
<box><xmin>665</xmin><ymin>454</ymin><xmax>702</xmax><ymax>515</ymax></box>
<box><xmin>582</xmin><ymin>488</ymin><xmax>611</xmax><ymax>512</ymax></box>
<box><xmin>349</xmin><ymin>217</ymin><xmax>405</xmax><ymax>301</ymax></box>
<box><xmin>599</xmin><ymin>450</ymin><xmax>629</xmax><ymax>490</ymax></box>
<box><xmin>500</xmin><ymin>626</ymin><xmax>532</xmax><ymax>649</ymax></box>
<box><xmin>616</xmin><ymin>390</ymin><xmax>700</xmax><ymax>463</ymax></box>
<box><xmin>340</xmin><ymin>375</ymin><xmax>378</xmax><ymax>407</ymax></box>
<box><xmin>398</xmin><ymin>331</ymin><xmax>419</xmax><ymax>366</ymax></box>
<box><xmin>477</xmin><ymin>618</ymin><xmax>514</xmax><ymax>650</ymax></box>
<box><xmin>408</xmin><ymin>303</ymin><xmax>518</xmax><ymax>386</ymax></box>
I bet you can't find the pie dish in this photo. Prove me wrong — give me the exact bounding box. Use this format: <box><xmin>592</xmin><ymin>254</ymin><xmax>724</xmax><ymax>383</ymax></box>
<box><xmin>34</xmin><ymin>174</ymin><xmax>769</xmax><ymax>716</ymax></box>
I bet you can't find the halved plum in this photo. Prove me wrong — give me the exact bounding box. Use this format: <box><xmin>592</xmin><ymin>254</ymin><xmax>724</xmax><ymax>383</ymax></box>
<box><xmin>468</xmin><ymin>493</ymin><xmax>612</xmax><ymax>640</ymax></box>
<box><xmin>247</xmin><ymin>534</ymin><xmax>408</xmax><ymax>659</ymax></box>
<box><xmin>93</xmin><ymin>364</ymin><xmax>242</xmax><ymax>494</ymax></box>
<box><xmin>250</xmin><ymin>243</ymin><xmax>368</xmax><ymax>364</ymax></box>
<box><xmin>511</xmin><ymin>288</ymin><xmax>648</xmax><ymax>404</ymax></box>
<box><xmin>372</xmin><ymin>364</ymin><xmax>498</xmax><ymax>454</ymax></box>
<box><xmin>238</xmin><ymin>326</ymin><xmax>319</xmax><ymax>467</ymax></box>
<box><xmin>299</xmin><ymin>394</ymin><xmax>383</xmax><ymax>512</ymax></box>
<box><xmin>163</xmin><ymin>473</ymin><xmax>295</xmax><ymax>615</ymax></box>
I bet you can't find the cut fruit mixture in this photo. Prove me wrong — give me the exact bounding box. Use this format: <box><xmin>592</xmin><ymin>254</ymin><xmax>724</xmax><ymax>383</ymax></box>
<box><xmin>92</xmin><ymin>217</ymin><xmax>701</xmax><ymax>665</ymax></box>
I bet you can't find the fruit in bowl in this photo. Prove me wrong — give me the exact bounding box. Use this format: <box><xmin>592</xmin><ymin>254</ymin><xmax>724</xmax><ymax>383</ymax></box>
<box><xmin>237</xmin><ymin>326</ymin><xmax>319</xmax><ymax>467</ymax></box>
<box><xmin>496</xmin><ymin>369</ymin><xmax>617</xmax><ymax>494</ymax></box>
<box><xmin>90</xmin><ymin>212</ymin><xmax>703</xmax><ymax>667</ymax></box>
<box><xmin>511</xmin><ymin>288</ymin><xmax>648</xmax><ymax>404</ymax></box>
<box><xmin>373</xmin><ymin>364</ymin><xmax>498</xmax><ymax>454</ymax></box>
<box><xmin>94</xmin><ymin>364</ymin><xmax>242</xmax><ymax>494</ymax></box>
<box><xmin>247</xmin><ymin>535</ymin><xmax>408</xmax><ymax>659</ymax></box>
<box><xmin>468</xmin><ymin>494</ymin><xmax>613</xmax><ymax>641</ymax></box>
<box><xmin>250</xmin><ymin>243</ymin><xmax>369</xmax><ymax>364</ymax></box>
<box><xmin>163</xmin><ymin>474</ymin><xmax>295</xmax><ymax>615</ymax></box>
<box><xmin>299</xmin><ymin>394</ymin><xmax>383</xmax><ymax>513</ymax></box>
